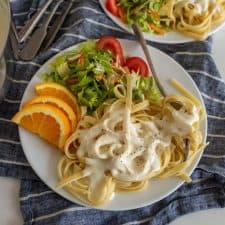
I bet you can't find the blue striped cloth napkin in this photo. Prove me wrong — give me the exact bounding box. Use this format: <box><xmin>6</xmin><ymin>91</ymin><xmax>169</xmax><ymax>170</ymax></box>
<box><xmin>1</xmin><ymin>0</ymin><xmax>225</xmax><ymax>224</ymax></box>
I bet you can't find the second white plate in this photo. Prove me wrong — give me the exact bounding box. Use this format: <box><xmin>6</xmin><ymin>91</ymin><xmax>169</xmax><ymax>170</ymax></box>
<box><xmin>99</xmin><ymin>0</ymin><xmax>225</xmax><ymax>44</ymax></box>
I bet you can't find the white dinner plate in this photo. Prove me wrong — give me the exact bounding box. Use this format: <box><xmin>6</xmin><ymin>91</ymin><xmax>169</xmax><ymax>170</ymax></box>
<box><xmin>19</xmin><ymin>39</ymin><xmax>207</xmax><ymax>211</ymax></box>
<box><xmin>99</xmin><ymin>0</ymin><xmax>225</xmax><ymax>44</ymax></box>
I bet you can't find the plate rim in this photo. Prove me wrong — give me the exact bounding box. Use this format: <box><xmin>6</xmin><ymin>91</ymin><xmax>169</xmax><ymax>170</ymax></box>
<box><xmin>18</xmin><ymin>39</ymin><xmax>208</xmax><ymax>211</ymax></box>
<box><xmin>99</xmin><ymin>0</ymin><xmax>225</xmax><ymax>44</ymax></box>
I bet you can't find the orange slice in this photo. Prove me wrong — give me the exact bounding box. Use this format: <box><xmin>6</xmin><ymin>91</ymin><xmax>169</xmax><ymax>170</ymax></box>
<box><xmin>12</xmin><ymin>104</ymin><xmax>71</xmax><ymax>149</ymax></box>
<box><xmin>23</xmin><ymin>96</ymin><xmax>77</xmax><ymax>131</ymax></box>
<box><xmin>35</xmin><ymin>82</ymin><xmax>79</xmax><ymax>118</ymax></box>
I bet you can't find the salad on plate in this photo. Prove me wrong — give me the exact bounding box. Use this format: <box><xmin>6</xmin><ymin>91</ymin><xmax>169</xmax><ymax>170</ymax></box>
<box><xmin>104</xmin><ymin>0</ymin><xmax>225</xmax><ymax>40</ymax></box>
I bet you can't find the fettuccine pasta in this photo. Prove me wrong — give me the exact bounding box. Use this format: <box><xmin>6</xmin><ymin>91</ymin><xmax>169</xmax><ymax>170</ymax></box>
<box><xmin>159</xmin><ymin>0</ymin><xmax>225</xmax><ymax>40</ymax></box>
<box><xmin>57</xmin><ymin>74</ymin><xmax>205</xmax><ymax>206</ymax></box>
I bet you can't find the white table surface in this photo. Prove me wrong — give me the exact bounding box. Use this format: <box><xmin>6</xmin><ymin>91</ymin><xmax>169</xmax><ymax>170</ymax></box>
<box><xmin>1</xmin><ymin>28</ymin><xmax>225</xmax><ymax>225</ymax></box>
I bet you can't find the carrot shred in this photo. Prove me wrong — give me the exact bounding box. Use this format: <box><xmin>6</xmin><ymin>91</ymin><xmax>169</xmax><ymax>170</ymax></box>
<box><xmin>118</xmin><ymin>6</ymin><xmax>127</xmax><ymax>23</ymax></box>
<box><xmin>78</xmin><ymin>54</ymin><xmax>85</xmax><ymax>66</ymax></box>
<box><xmin>148</xmin><ymin>8</ymin><xmax>160</xmax><ymax>19</ymax></box>
<box><xmin>149</xmin><ymin>23</ymin><xmax>165</xmax><ymax>35</ymax></box>
<box><xmin>95</xmin><ymin>74</ymin><xmax>105</xmax><ymax>81</ymax></box>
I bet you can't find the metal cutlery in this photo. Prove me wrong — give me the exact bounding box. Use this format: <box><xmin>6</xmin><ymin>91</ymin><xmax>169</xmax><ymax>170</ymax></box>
<box><xmin>18</xmin><ymin>0</ymin><xmax>54</xmax><ymax>43</ymax></box>
<box><xmin>11</xmin><ymin>20</ymin><xmax>19</xmax><ymax>42</ymax></box>
<box><xmin>19</xmin><ymin>0</ymin><xmax>63</xmax><ymax>61</ymax></box>
<box><xmin>41</xmin><ymin>0</ymin><xmax>74</xmax><ymax>51</ymax></box>
<box><xmin>9</xmin><ymin>0</ymin><xmax>74</xmax><ymax>60</ymax></box>
<box><xmin>9</xmin><ymin>22</ymin><xmax>19</xmax><ymax>60</ymax></box>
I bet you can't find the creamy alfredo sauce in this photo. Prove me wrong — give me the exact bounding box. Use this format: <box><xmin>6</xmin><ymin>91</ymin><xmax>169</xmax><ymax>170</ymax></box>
<box><xmin>75</xmin><ymin>100</ymin><xmax>199</xmax><ymax>192</ymax></box>
<box><xmin>174</xmin><ymin>0</ymin><xmax>220</xmax><ymax>16</ymax></box>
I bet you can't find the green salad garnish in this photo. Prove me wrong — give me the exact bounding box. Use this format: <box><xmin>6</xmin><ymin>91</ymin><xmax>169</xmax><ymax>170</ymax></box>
<box><xmin>118</xmin><ymin>0</ymin><xmax>171</xmax><ymax>34</ymax></box>
<box><xmin>42</xmin><ymin>40</ymin><xmax>161</xmax><ymax>113</ymax></box>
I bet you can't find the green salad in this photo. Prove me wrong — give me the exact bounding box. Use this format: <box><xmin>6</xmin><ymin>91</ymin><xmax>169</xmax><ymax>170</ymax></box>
<box><xmin>42</xmin><ymin>39</ymin><xmax>160</xmax><ymax>113</ymax></box>
<box><xmin>106</xmin><ymin>0</ymin><xmax>171</xmax><ymax>35</ymax></box>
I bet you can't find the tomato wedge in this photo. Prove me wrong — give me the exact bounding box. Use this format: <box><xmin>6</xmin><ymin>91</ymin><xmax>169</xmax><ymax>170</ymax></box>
<box><xmin>106</xmin><ymin>0</ymin><xmax>119</xmax><ymax>17</ymax></box>
<box><xmin>125</xmin><ymin>57</ymin><xmax>149</xmax><ymax>77</ymax></box>
<box><xmin>96</xmin><ymin>36</ymin><xmax>124</xmax><ymax>65</ymax></box>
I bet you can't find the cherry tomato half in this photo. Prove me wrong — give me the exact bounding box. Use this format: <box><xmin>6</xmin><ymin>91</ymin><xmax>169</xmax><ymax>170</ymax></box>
<box><xmin>96</xmin><ymin>36</ymin><xmax>124</xmax><ymax>65</ymax></box>
<box><xmin>105</xmin><ymin>0</ymin><xmax>119</xmax><ymax>17</ymax></box>
<box><xmin>125</xmin><ymin>57</ymin><xmax>149</xmax><ymax>77</ymax></box>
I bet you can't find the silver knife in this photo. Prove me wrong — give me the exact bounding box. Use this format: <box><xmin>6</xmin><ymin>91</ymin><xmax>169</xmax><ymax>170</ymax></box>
<box><xmin>18</xmin><ymin>0</ymin><xmax>54</xmax><ymax>43</ymax></box>
<box><xmin>42</xmin><ymin>0</ymin><xmax>74</xmax><ymax>50</ymax></box>
<box><xmin>19</xmin><ymin>0</ymin><xmax>63</xmax><ymax>61</ymax></box>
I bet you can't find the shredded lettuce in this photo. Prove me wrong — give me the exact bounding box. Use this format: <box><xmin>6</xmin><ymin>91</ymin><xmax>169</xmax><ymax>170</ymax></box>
<box><xmin>118</xmin><ymin>0</ymin><xmax>170</xmax><ymax>34</ymax></box>
<box><xmin>43</xmin><ymin>40</ymin><xmax>115</xmax><ymax>113</ymax></box>
<box><xmin>132</xmin><ymin>73</ymin><xmax>161</xmax><ymax>101</ymax></box>
<box><xmin>51</xmin><ymin>55</ymin><xmax>66</xmax><ymax>69</ymax></box>
<box><xmin>42</xmin><ymin>40</ymin><xmax>161</xmax><ymax>113</ymax></box>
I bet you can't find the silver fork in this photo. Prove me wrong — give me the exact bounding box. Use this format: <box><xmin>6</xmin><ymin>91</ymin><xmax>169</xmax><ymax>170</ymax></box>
<box><xmin>132</xmin><ymin>23</ymin><xmax>190</xmax><ymax>161</ymax></box>
<box><xmin>132</xmin><ymin>23</ymin><xmax>167</xmax><ymax>97</ymax></box>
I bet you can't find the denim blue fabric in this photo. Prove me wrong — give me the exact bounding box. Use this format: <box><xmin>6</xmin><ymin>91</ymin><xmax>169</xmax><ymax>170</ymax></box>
<box><xmin>0</xmin><ymin>0</ymin><xmax>225</xmax><ymax>224</ymax></box>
